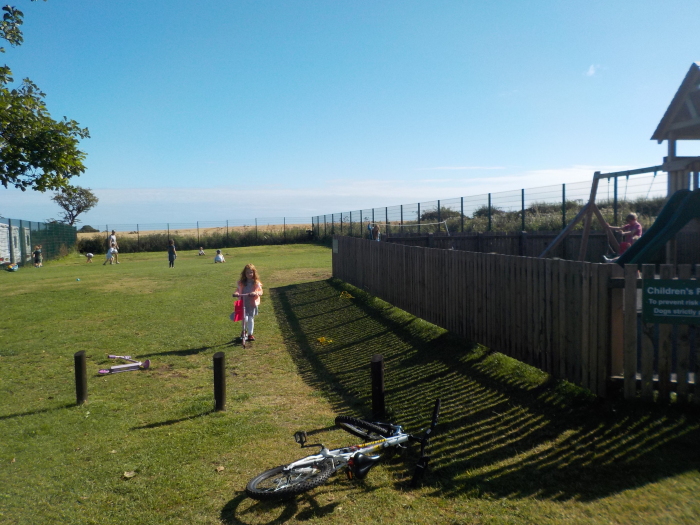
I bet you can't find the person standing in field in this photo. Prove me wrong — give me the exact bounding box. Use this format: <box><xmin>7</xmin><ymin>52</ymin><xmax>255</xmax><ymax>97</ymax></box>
<box><xmin>372</xmin><ymin>224</ymin><xmax>381</xmax><ymax>241</ymax></box>
<box><xmin>232</xmin><ymin>264</ymin><xmax>263</xmax><ymax>341</ymax></box>
<box><xmin>107</xmin><ymin>230</ymin><xmax>120</xmax><ymax>264</ymax></box>
<box><xmin>33</xmin><ymin>245</ymin><xmax>42</xmax><ymax>267</ymax></box>
<box><xmin>167</xmin><ymin>239</ymin><xmax>177</xmax><ymax>268</ymax></box>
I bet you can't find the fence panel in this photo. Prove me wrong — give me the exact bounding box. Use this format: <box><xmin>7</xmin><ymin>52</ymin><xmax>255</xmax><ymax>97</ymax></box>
<box><xmin>333</xmin><ymin>236</ymin><xmax>622</xmax><ymax>397</ymax></box>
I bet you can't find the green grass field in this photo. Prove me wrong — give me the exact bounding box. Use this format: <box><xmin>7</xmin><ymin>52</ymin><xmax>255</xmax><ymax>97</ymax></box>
<box><xmin>1</xmin><ymin>245</ymin><xmax>699</xmax><ymax>524</ymax></box>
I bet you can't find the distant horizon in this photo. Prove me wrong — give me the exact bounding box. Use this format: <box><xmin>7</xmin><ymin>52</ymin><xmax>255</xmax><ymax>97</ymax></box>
<box><xmin>2</xmin><ymin>165</ymin><xmax>669</xmax><ymax>228</ymax></box>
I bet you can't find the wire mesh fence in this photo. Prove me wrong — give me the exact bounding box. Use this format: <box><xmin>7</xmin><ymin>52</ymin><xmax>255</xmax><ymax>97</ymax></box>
<box><xmin>0</xmin><ymin>218</ymin><xmax>77</xmax><ymax>266</ymax></box>
<box><xmin>312</xmin><ymin>172</ymin><xmax>672</xmax><ymax>241</ymax></box>
<box><xmin>77</xmin><ymin>217</ymin><xmax>314</xmax><ymax>254</ymax></box>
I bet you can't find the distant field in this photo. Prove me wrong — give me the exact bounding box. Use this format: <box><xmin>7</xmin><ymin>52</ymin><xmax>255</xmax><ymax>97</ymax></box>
<box><xmin>78</xmin><ymin>224</ymin><xmax>313</xmax><ymax>241</ymax></box>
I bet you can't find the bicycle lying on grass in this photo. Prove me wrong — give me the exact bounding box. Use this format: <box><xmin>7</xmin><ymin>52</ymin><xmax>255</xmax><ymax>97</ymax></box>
<box><xmin>245</xmin><ymin>399</ymin><xmax>441</xmax><ymax>500</ymax></box>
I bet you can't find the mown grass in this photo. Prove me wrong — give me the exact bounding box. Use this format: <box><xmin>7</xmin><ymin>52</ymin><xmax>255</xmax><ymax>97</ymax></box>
<box><xmin>1</xmin><ymin>245</ymin><xmax>699</xmax><ymax>524</ymax></box>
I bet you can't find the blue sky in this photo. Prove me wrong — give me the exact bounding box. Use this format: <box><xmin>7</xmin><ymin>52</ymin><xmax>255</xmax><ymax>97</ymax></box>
<box><xmin>1</xmin><ymin>0</ymin><xmax>699</xmax><ymax>225</ymax></box>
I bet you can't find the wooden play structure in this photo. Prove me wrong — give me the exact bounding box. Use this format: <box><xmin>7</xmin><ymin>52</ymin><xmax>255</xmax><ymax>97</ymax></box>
<box><xmin>541</xmin><ymin>62</ymin><xmax>700</xmax><ymax>263</ymax></box>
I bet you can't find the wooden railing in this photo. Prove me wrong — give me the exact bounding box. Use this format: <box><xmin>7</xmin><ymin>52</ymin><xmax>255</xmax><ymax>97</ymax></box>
<box><xmin>333</xmin><ymin>236</ymin><xmax>698</xmax><ymax>401</ymax></box>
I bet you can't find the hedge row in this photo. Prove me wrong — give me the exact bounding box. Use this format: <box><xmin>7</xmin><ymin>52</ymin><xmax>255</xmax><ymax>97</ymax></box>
<box><xmin>78</xmin><ymin>227</ymin><xmax>314</xmax><ymax>254</ymax></box>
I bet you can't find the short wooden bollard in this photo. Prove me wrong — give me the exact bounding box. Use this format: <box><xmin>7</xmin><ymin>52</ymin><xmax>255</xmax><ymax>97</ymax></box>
<box><xmin>74</xmin><ymin>350</ymin><xmax>88</xmax><ymax>405</ymax></box>
<box><xmin>213</xmin><ymin>352</ymin><xmax>226</xmax><ymax>411</ymax></box>
<box><xmin>371</xmin><ymin>354</ymin><xmax>385</xmax><ymax>419</ymax></box>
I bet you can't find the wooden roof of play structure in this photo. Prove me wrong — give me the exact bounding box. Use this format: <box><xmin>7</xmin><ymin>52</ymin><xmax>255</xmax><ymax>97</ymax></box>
<box><xmin>652</xmin><ymin>62</ymin><xmax>700</xmax><ymax>142</ymax></box>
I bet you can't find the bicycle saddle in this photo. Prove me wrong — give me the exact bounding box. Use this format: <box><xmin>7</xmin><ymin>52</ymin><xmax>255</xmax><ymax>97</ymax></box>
<box><xmin>350</xmin><ymin>452</ymin><xmax>381</xmax><ymax>480</ymax></box>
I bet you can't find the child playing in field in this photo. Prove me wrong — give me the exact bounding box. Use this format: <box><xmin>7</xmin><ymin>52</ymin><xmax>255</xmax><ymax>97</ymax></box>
<box><xmin>214</xmin><ymin>249</ymin><xmax>225</xmax><ymax>263</ymax></box>
<box><xmin>232</xmin><ymin>264</ymin><xmax>263</xmax><ymax>341</ymax></box>
<box><xmin>199</xmin><ymin>247</ymin><xmax>206</xmax><ymax>256</ymax></box>
<box><xmin>33</xmin><ymin>245</ymin><xmax>42</xmax><ymax>267</ymax></box>
<box><xmin>86</xmin><ymin>253</ymin><xmax>94</xmax><ymax>263</ymax></box>
<box><xmin>167</xmin><ymin>239</ymin><xmax>177</xmax><ymax>268</ymax></box>
<box><xmin>103</xmin><ymin>243</ymin><xmax>117</xmax><ymax>265</ymax></box>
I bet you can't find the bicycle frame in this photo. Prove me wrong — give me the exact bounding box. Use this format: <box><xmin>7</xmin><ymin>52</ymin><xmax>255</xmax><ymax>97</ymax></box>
<box><xmin>285</xmin><ymin>426</ymin><xmax>409</xmax><ymax>476</ymax></box>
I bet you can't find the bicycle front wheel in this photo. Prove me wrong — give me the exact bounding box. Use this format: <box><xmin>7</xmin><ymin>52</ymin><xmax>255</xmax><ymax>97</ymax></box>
<box><xmin>246</xmin><ymin>460</ymin><xmax>335</xmax><ymax>500</ymax></box>
<box><xmin>335</xmin><ymin>416</ymin><xmax>393</xmax><ymax>441</ymax></box>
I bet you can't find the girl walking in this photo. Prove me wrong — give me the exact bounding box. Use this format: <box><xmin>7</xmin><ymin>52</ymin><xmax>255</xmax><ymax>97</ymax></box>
<box><xmin>167</xmin><ymin>239</ymin><xmax>177</xmax><ymax>268</ymax></box>
<box><xmin>232</xmin><ymin>264</ymin><xmax>263</xmax><ymax>341</ymax></box>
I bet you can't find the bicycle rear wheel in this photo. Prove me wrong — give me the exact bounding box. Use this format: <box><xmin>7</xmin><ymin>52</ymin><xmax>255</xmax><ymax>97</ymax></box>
<box><xmin>335</xmin><ymin>416</ymin><xmax>393</xmax><ymax>441</ymax></box>
<box><xmin>246</xmin><ymin>460</ymin><xmax>335</xmax><ymax>500</ymax></box>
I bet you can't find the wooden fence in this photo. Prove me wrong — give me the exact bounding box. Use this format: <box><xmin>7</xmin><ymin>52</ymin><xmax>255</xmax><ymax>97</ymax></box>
<box><xmin>385</xmin><ymin>231</ymin><xmax>611</xmax><ymax>262</ymax></box>
<box><xmin>385</xmin><ymin>230</ymin><xmax>700</xmax><ymax>264</ymax></box>
<box><xmin>333</xmin><ymin>236</ymin><xmax>698</xmax><ymax>401</ymax></box>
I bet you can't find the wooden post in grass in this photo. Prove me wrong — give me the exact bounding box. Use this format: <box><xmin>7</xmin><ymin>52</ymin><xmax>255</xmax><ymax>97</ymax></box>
<box><xmin>213</xmin><ymin>352</ymin><xmax>226</xmax><ymax>411</ymax></box>
<box><xmin>371</xmin><ymin>354</ymin><xmax>385</xmax><ymax>419</ymax></box>
<box><xmin>74</xmin><ymin>351</ymin><xmax>87</xmax><ymax>405</ymax></box>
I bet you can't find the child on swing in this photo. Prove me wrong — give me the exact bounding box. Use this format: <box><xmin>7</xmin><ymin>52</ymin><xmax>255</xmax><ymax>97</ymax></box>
<box><xmin>232</xmin><ymin>264</ymin><xmax>263</xmax><ymax>341</ymax></box>
<box><xmin>609</xmin><ymin>213</ymin><xmax>642</xmax><ymax>254</ymax></box>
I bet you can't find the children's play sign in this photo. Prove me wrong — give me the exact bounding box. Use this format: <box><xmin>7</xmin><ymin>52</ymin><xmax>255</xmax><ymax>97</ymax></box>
<box><xmin>642</xmin><ymin>279</ymin><xmax>700</xmax><ymax>324</ymax></box>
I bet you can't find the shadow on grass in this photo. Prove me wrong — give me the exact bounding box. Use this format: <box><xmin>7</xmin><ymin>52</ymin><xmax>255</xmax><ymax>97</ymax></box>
<box><xmin>270</xmin><ymin>278</ymin><xmax>700</xmax><ymax>502</ymax></box>
<box><xmin>130</xmin><ymin>410</ymin><xmax>212</xmax><ymax>430</ymax></box>
<box><xmin>135</xmin><ymin>340</ymin><xmax>239</xmax><ymax>358</ymax></box>
<box><xmin>0</xmin><ymin>403</ymin><xmax>75</xmax><ymax>421</ymax></box>
<box><xmin>220</xmin><ymin>486</ymin><xmax>357</xmax><ymax>524</ymax></box>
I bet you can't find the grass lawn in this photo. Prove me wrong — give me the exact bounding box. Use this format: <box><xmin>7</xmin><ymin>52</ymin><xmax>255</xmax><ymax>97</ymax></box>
<box><xmin>1</xmin><ymin>244</ymin><xmax>699</xmax><ymax>524</ymax></box>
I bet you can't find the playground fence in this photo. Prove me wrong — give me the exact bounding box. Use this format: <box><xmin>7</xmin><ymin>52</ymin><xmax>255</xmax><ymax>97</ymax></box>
<box><xmin>333</xmin><ymin>236</ymin><xmax>698</xmax><ymax>402</ymax></box>
<box><xmin>313</xmin><ymin>172</ymin><xmax>670</xmax><ymax>244</ymax></box>
<box><xmin>0</xmin><ymin>218</ymin><xmax>77</xmax><ymax>266</ymax></box>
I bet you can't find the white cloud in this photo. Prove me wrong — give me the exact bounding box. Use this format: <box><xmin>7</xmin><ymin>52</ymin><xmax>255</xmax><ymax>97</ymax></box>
<box><xmin>586</xmin><ymin>64</ymin><xmax>600</xmax><ymax>76</ymax></box>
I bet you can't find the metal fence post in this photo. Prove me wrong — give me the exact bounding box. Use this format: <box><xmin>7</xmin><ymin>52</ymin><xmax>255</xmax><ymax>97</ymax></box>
<box><xmin>521</xmin><ymin>189</ymin><xmax>526</xmax><ymax>231</ymax></box>
<box><xmin>418</xmin><ymin>203</ymin><xmax>421</xmax><ymax>234</ymax></box>
<box><xmin>613</xmin><ymin>176</ymin><xmax>619</xmax><ymax>225</ymax></box>
<box><xmin>7</xmin><ymin>218</ymin><xmax>13</xmax><ymax>263</ymax></box>
<box><xmin>385</xmin><ymin>207</ymin><xmax>389</xmax><ymax>237</ymax></box>
<box><xmin>562</xmin><ymin>184</ymin><xmax>566</xmax><ymax>230</ymax></box>
<box><xmin>487</xmin><ymin>194</ymin><xmax>492</xmax><ymax>231</ymax></box>
<box><xmin>137</xmin><ymin>224</ymin><xmax>140</xmax><ymax>251</ymax></box>
<box><xmin>461</xmin><ymin>197</ymin><xmax>464</xmax><ymax>232</ymax></box>
<box><xmin>437</xmin><ymin>200</ymin><xmax>441</xmax><ymax>227</ymax></box>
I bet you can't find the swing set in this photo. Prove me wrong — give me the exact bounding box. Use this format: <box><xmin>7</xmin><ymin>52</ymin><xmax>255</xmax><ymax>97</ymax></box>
<box><xmin>539</xmin><ymin>165</ymin><xmax>663</xmax><ymax>261</ymax></box>
<box><xmin>541</xmin><ymin>62</ymin><xmax>700</xmax><ymax>264</ymax></box>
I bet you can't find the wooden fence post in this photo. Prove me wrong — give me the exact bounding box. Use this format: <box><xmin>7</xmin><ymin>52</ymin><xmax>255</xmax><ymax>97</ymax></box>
<box><xmin>74</xmin><ymin>351</ymin><xmax>87</xmax><ymax>405</ymax></box>
<box><xmin>213</xmin><ymin>352</ymin><xmax>226</xmax><ymax>411</ymax></box>
<box><xmin>371</xmin><ymin>354</ymin><xmax>385</xmax><ymax>419</ymax></box>
<box><xmin>623</xmin><ymin>264</ymin><xmax>638</xmax><ymax>399</ymax></box>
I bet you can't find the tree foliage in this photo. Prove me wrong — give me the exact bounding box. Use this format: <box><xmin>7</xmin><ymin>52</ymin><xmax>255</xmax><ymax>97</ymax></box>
<box><xmin>0</xmin><ymin>2</ymin><xmax>90</xmax><ymax>192</ymax></box>
<box><xmin>51</xmin><ymin>186</ymin><xmax>98</xmax><ymax>226</ymax></box>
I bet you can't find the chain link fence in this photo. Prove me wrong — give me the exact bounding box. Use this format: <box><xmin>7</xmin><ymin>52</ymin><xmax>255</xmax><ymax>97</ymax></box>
<box><xmin>0</xmin><ymin>218</ymin><xmax>77</xmax><ymax>266</ymax></box>
<box><xmin>77</xmin><ymin>217</ymin><xmax>314</xmax><ymax>254</ymax></box>
<box><xmin>312</xmin><ymin>172</ymin><xmax>670</xmax><ymax>240</ymax></box>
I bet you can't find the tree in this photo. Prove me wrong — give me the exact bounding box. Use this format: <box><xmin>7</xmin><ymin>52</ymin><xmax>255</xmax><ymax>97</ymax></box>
<box><xmin>0</xmin><ymin>2</ymin><xmax>89</xmax><ymax>192</ymax></box>
<box><xmin>51</xmin><ymin>186</ymin><xmax>98</xmax><ymax>226</ymax></box>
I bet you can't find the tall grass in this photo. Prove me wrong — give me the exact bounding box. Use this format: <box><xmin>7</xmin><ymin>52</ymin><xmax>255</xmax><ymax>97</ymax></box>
<box><xmin>78</xmin><ymin>226</ymin><xmax>315</xmax><ymax>254</ymax></box>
